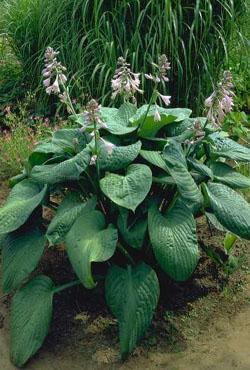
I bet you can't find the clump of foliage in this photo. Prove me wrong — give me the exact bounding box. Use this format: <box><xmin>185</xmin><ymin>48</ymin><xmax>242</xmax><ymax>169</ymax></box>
<box><xmin>0</xmin><ymin>36</ymin><xmax>24</xmax><ymax>108</ymax></box>
<box><xmin>222</xmin><ymin>111</ymin><xmax>250</xmax><ymax>142</ymax></box>
<box><xmin>228</xmin><ymin>0</ymin><xmax>250</xmax><ymax>113</ymax></box>
<box><xmin>0</xmin><ymin>103</ymin><xmax>54</xmax><ymax>179</ymax></box>
<box><xmin>2</xmin><ymin>0</ymin><xmax>248</xmax><ymax>113</ymax></box>
<box><xmin>0</xmin><ymin>49</ymin><xmax>250</xmax><ymax>368</ymax></box>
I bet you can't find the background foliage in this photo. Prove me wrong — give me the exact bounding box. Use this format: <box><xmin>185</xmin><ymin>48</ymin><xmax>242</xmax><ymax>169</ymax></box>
<box><xmin>1</xmin><ymin>0</ymin><xmax>248</xmax><ymax>114</ymax></box>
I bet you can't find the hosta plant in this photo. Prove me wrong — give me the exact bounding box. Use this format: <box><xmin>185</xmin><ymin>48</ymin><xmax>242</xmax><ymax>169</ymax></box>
<box><xmin>1</xmin><ymin>49</ymin><xmax>250</xmax><ymax>367</ymax></box>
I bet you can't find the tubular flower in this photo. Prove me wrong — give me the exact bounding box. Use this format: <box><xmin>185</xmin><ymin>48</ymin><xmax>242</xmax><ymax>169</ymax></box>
<box><xmin>111</xmin><ymin>57</ymin><xmax>143</xmax><ymax>102</ymax></box>
<box><xmin>145</xmin><ymin>54</ymin><xmax>171</xmax><ymax>84</ymax></box>
<box><xmin>42</xmin><ymin>47</ymin><xmax>67</xmax><ymax>96</ymax></box>
<box><xmin>101</xmin><ymin>138</ymin><xmax>115</xmax><ymax>155</ymax></box>
<box><xmin>81</xmin><ymin>99</ymin><xmax>103</xmax><ymax>129</ymax></box>
<box><xmin>205</xmin><ymin>70</ymin><xmax>235</xmax><ymax>128</ymax></box>
<box><xmin>154</xmin><ymin>106</ymin><xmax>161</xmax><ymax>122</ymax></box>
<box><xmin>145</xmin><ymin>54</ymin><xmax>171</xmax><ymax>122</ymax></box>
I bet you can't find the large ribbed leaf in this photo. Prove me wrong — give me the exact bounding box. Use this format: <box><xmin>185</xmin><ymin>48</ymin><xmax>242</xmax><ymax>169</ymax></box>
<box><xmin>31</xmin><ymin>148</ymin><xmax>91</xmax><ymax>184</ymax></box>
<box><xmin>33</xmin><ymin>128</ymin><xmax>89</xmax><ymax>155</ymax></box>
<box><xmin>208</xmin><ymin>133</ymin><xmax>250</xmax><ymax>162</ymax></box>
<box><xmin>99</xmin><ymin>141</ymin><xmax>141</xmax><ymax>171</ymax></box>
<box><xmin>205</xmin><ymin>212</ymin><xmax>227</xmax><ymax>232</ymax></box>
<box><xmin>66</xmin><ymin>210</ymin><xmax>118</xmax><ymax>289</ymax></box>
<box><xmin>188</xmin><ymin>158</ymin><xmax>213</xmax><ymax>180</ymax></box>
<box><xmin>0</xmin><ymin>180</ymin><xmax>47</xmax><ymax>234</ymax></box>
<box><xmin>10</xmin><ymin>275</ymin><xmax>54</xmax><ymax>367</ymax></box>
<box><xmin>100</xmin><ymin>104</ymin><xmax>137</xmax><ymax>135</ymax></box>
<box><xmin>46</xmin><ymin>194</ymin><xmax>97</xmax><ymax>246</ymax></box>
<box><xmin>130</xmin><ymin>105</ymin><xmax>192</xmax><ymax>138</ymax></box>
<box><xmin>100</xmin><ymin>164</ymin><xmax>152</xmax><ymax>212</ymax></box>
<box><xmin>205</xmin><ymin>182</ymin><xmax>250</xmax><ymax>240</ymax></box>
<box><xmin>105</xmin><ymin>263</ymin><xmax>159</xmax><ymax>359</ymax></box>
<box><xmin>165</xmin><ymin>117</ymin><xmax>207</xmax><ymax>137</ymax></box>
<box><xmin>2</xmin><ymin>226</ymin><xmax>46</xmax><ymax>293</ymax></box>
<box><xmin>118</xmin><ymin>208</ymin><xmax>147</xmax><ymax>249</ymax></box>
<box><xmin>148</xmin><ymin>202</ymin><xmax>199</xmax><ymax>281</ymax></box>
<box><xmin>163</xmin><ymin>141</ymin><xmax>203</xmax><ymax>208</ymax></box>
<box><xmin>140</xmin><ymin>150</ymin><xmax>168</xmax><ymax>171</ymax></box>
<box><xmin>210</xmin><ymin>162</ymin><xmax>250</xmax><ymax>189</ymax></box>
<box><xmin>52</xmin><ymin>128</ymin><xmax>88</xmax><ymax>150</ymax></box>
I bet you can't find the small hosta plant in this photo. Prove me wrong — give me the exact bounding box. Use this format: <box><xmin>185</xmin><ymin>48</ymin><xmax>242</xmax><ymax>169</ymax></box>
<box><xmin>1</xmin><ymin>49</ymin><xmax>250</xmax><ymax>367</ymax></box>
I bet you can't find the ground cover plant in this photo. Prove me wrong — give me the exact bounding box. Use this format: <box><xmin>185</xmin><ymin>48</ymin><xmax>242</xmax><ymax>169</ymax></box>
<box><xmin>0</xmin><ymin>99</ymin><xmax>62</xmax><ymax>179</ymax></box>
<box><xmin>1</xmin><ymin>0</ymin><xmax>248</xmax><ymax>114</ymax></box>
<box><xmin>0</xmin><ymin>48</ymin><xmax>250</xmax><ymax>368</ymax></box>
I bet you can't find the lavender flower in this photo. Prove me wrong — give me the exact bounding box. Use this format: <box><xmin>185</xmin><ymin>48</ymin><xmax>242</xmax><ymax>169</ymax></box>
<box><xmin>42</xmin><ymin>47</ymin><xmax>67</xmax><ymax>96</ymax></box>
<box><xmin>145</xmin><ymin>54</ymin><xmax>172</xmax><ymax>122</ymax></box>
<box><xmin>111</xmin><ymin>57</ymin><xmax>143</xmax><ymax>102</ymax></box>
<box><xmin>81</xmin><ymin>99</ymin><xmax>103</xmax><ymax>130</ymax></box>
<box><xmin>101</xmin><ymin>138</ymin><xmax>115</xmax><ymax>155</ymax></box>
<box><xmin>145</xmin><ymin>54</ymin><xmax>171</xmax><ymax>84</ymax></box>
<box><xmin>154</xmin><ymin>106</ymin><xmax>161</xmax><ymax>122</ymax></box>
<box><xmin>159</xmin><ymin>94</ymin><xmax>171</xmax><ymax>107</ymax></box>
<box><xmin>90</xmin><ymin>155</ymin><xmax>98</xmax><ymax>166</ymax></box>
<box><xmin>205</xmin><ymin>70</ymin><xmax>235</xmax><ymax>128</ymax></box>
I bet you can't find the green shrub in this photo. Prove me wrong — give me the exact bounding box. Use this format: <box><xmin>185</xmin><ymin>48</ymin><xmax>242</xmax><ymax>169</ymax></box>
<box><xmin>2</xmin><ymin>0</ymin><xmax>247</xmax><ymax>113</ymax></box>
<box><xmin>0</xmin><ymin>103</ymin><xmax>57</xmax><ymax>179</ymax></box>
<box><xmin>1</xmin><ymin>50</ymin><xmax>250</xmax><ymax>367</ymax></box>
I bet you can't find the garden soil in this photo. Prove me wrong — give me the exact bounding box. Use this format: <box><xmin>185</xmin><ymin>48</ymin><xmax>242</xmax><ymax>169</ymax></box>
<box><xmin>0</xmin><ymin>180</ymin><xmax>250</xmax><ymax>370</ymax></box>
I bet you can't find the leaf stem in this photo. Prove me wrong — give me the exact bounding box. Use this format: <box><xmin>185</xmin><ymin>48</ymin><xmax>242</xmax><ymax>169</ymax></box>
<box><xmin>117</xmin><ymin>243</ymin><xmax>135</xmax><ymax>265</ymax></box>
<box><xmin>140</xmin><ymin>86</ymin><xmax>158</xmax><ymax>131</ymax></box>
<box><xmin>54</xmin><ymin>279</ymin><xmax>81</xmax><ymax>294</ymax></box>
<box><xmin>93</xmin><ymin>120</ymin><xmax>100</xmax><ymax>181</ymax></box>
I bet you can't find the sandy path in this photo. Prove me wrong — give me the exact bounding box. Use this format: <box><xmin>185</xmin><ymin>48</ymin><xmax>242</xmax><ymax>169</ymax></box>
<box><xmin>0</xmin><ymin>298</ymin><xmax>250</xmax><ymax>370</ymax></box>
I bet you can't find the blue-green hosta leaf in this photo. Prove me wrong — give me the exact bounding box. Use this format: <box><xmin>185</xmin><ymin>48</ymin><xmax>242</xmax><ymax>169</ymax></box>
<box><xmin>99</xmin><ymin>141</ymin><xmax>141</xmax><ymax>171</ymax></box>
<box><xmin>165</xmin><ymin>117</ymin><xmax>207</xmax><ymax>137</ymax></box>
<box><xmin>188</xmin><ymin>158</ymin><xmax>213</xmax><ymax>180</ymax></box>
<box><xmin>52</xmin><ymin>128</ymin><xmax>88</xmax><ymax>150</ymax></box>
<box><xmin>130</xmin><ymin>105</ymin><xmax>192</xmax><ymax>138</ymax></box>
<box><xmin>118</xmin><ymin>208</ymin><xmax>147</xmax><ymax>250</ymax></box>
<box><xmin>46</xmin><ymin>194</ymin><xmax>97</xmax><ymax>246</ymax></box>
<box><xmin>152</xmin><ymin>175</ymin><xmax>176</xmax><ymax>185</ymax></box>
<box><xmin>2</xmin><ymin>227</ymin><xmax>46</xmax><ymax>293</ymax></box>
<box><xmin>208</xmin><ymin>133</ymin><xmax>250</xmax><ymax>162</ymax></box>
<box><xmin>148</xmin><ymin>202</ymin><xmax>199</xmax><ymax>281</ymax></box>
<box><xmin>66</xmin><ymin>210</ymin><xmax>118</xmax><ymax>289</ymax></box>
<box><xmin>100</xmin><ymin>104</ymin><xmax>138</xmax><ymax>135</ymax></box>
<box><xmin>31</xmin><ymin>148</ymin><xmax>91</xmax><ymax>184</ymax></box>
<box><xmin>205</xmin><ymin>212</ymin><xmax>227</xmax><ymax>232</ymax></box>
<box><xmin>10</xmin><ymin>275</ymin><xmax>55</xmax><ymax>367</ymax></box>
<box><xmin>210</xmin><ymin>162</ymin><xmax>250</xmax><ymax>189</ymax></box>
<box><xmin>163</xmin><ymin>141</ymin><xmax>203</xmax><ymax>209</ymax></box>
<box><xmin>9</xmin><ymin>172</ymin><xmax>27</xmax><ymax>188</ymax></box>
<box><xmin>0</xmin><ymin>180</ymin><xmax>47</xmax><ymax>234</ymax></box>
<box><xmin>33</xmin><ymin>128</ymin><xmax>89</xmax><ymax>155</ymax></box>
<box><xmin>100</xmin><ymin>164</ymin><xmax>152</xmax><ymax>212</ymax></box>
<box><xmin>105</xmin><ymin>263</ymin><xmax>159</xmax><ymax>359</ymax></box>
<box><xmin>205</xmin><ymin>182</ymin><xmax>250</xmax><ymax>240</ymax></box>
<box><xmin>140</xmin><ymin>150</ymin><xmax>168</xmax><ymax>171</ymax></box>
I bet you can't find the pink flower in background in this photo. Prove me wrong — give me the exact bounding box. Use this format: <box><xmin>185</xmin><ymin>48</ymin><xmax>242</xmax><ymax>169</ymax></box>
<box><xmin>4</xmin><ymin>106</ymin><xmax>11</xmax><ymax>115</ymax></box>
